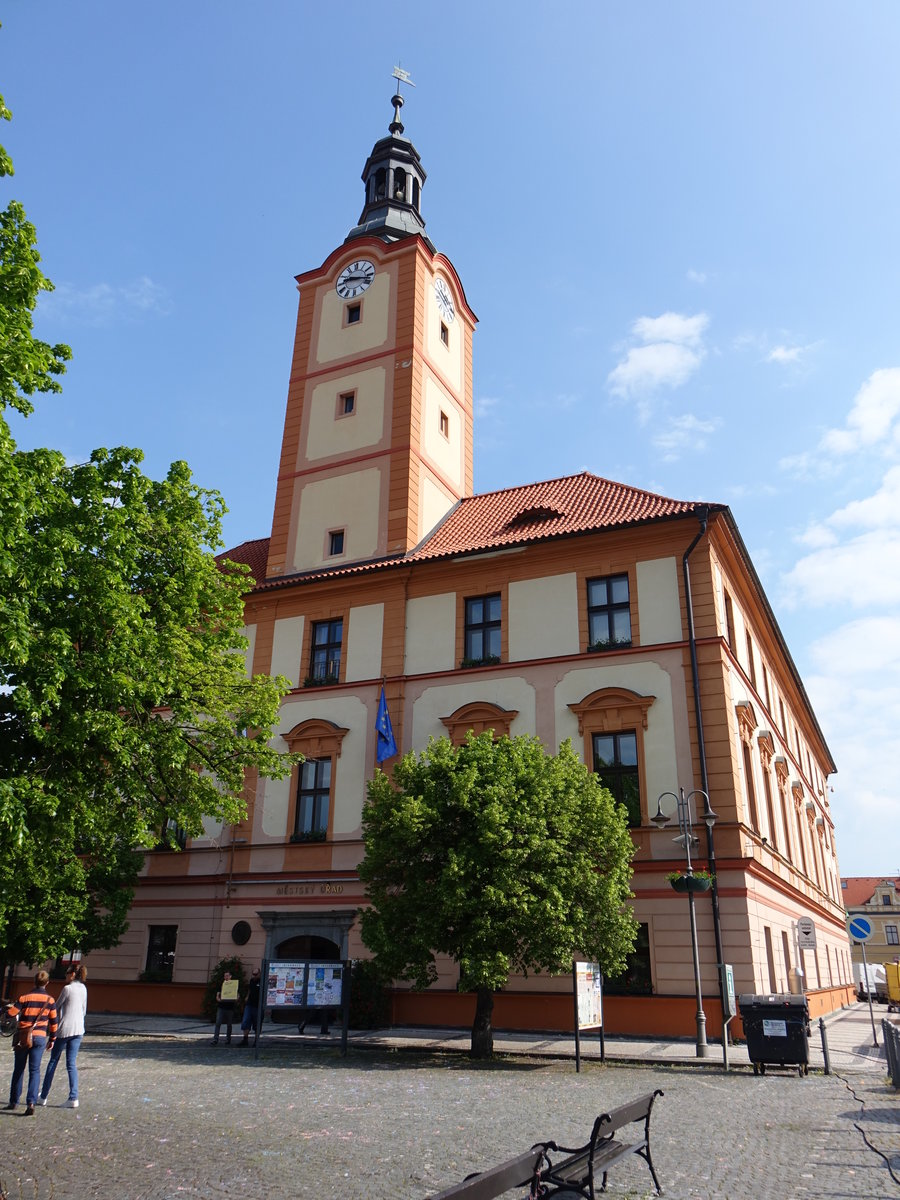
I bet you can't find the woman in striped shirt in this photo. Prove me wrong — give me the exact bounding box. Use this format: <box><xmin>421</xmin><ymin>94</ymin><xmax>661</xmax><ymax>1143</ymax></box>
<box><xmin>5</xmin><ymin>970</ymin><xmax>58</xmax><ymax>1115</ymax></box>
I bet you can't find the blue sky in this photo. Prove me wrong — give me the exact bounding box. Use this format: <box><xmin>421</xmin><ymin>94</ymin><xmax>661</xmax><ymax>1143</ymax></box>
<box><xmin>4</xmin><ymin>3</ymin><xmax>899</xmax><ymax>877</ymax></box>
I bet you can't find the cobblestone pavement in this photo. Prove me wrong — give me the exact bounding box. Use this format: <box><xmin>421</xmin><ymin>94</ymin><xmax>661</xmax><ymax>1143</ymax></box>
<box><xmin>1</xmin><ymin>1036</ymin><xmax>898</xmax><ymax>1200</ymax></box>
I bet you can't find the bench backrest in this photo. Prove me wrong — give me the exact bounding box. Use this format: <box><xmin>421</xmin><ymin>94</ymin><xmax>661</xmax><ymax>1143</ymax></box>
<box><xmin>591</xmin><ymin>1089</ymin><xmax>664</xmax><ymax>1143</ymax></box>
<box><xmin>428</xmin><ymin>1146</ymin><xmax>546</xmax><ymax>1200</ymax></box>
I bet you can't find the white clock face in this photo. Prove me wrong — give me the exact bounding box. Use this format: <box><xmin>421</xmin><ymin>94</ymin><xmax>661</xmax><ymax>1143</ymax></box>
<box><xmin>434</xmin><ymin>276</ymin><xmax>455</xmax><ymax>323</ymax></box>
<box><xmin>336</xmin><ymin>260</ymin><xmax>375</xmax><ymax>299</ymax></box>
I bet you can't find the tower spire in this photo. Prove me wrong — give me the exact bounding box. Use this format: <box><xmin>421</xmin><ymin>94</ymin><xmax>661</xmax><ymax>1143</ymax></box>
<box><xmin>345</xmin><ymin>68</ymin><xmax>431</xmax><ymax>248</ymax></box>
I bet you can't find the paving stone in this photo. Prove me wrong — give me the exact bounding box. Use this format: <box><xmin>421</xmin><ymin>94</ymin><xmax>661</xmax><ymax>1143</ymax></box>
<box><xmin>1</xmin><ymin>1036</ymin><xmax>898</xmax><ymax>1200</ymax></box>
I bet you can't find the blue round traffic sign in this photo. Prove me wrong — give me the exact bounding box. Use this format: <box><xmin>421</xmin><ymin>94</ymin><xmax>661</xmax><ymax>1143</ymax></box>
<box><xmin>849</xmin><ymin>916</ymin><xmax>873</xmax><ymax>942</ymax></box>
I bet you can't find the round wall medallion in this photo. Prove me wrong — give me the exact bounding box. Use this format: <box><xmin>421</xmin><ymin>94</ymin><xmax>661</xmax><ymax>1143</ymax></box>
<box><xmin>231</xmin><ymin>920</ymin><xmax>252</xmax><ymax>945</ymax></box>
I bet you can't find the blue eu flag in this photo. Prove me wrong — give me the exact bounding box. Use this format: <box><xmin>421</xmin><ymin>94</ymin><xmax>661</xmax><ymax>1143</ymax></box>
<box><xmin>375</xmin><ymin>685</ymin><xmax>398</xmax><ymax>763</ymax></box>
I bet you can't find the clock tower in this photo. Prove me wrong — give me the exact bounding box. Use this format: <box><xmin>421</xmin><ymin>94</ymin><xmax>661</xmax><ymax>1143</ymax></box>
<box><xmin>265</xmin><ymin>88</ymin><xmax>476</xmax><ymax>581</ymax></box>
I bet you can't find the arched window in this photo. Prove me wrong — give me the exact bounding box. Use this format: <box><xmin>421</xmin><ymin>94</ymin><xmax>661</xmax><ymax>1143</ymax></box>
<box><xmin>283</xmin><ymin>719</ymin><xmax>349</xmax><ymax>843</ymax></box>
<box><xmin>568</xmin><ymin>687</ymin><xmax>655</xmax><ymax>828</ymax></box>
<box><xmin>393</xmin><ymin>168</ymin><xmax>407</xmax><ymax>201</ymax></box>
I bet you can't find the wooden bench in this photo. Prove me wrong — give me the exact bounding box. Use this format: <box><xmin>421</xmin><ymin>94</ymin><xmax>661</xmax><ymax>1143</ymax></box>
<box><xmin>428</xmin><ymin>1146</ymin><xmax>547</xmax><ymax>1200</ymax></box>
<box><xmin>427</xmin><ymin>1090</ymin><xmax>664</xmax><ymax>1199</ymax></box>
<box><xmin>540</xmin><ymin>1089</ymin><xmax>665</xmax><ymax>1197</ymax></box>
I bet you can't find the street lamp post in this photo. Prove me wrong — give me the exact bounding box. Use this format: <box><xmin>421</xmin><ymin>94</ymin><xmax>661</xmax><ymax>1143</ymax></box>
<box><xmin>653</xmin><ymin>788</ymin><xmax>718</xmax><ymax>1059</ymax></box>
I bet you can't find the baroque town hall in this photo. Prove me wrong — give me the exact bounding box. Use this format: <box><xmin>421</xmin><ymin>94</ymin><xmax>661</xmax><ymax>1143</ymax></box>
<box><xmin>80</xmin><ymin>88</ymin><xmax>852</xmax><ymax>1039</ymax></box>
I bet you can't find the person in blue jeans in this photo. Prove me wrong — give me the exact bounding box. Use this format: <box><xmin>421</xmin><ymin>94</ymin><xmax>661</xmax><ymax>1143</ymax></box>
<box><xmin>6</xmin><ymin>970</ymin><xmax>58</xmax><ymax>1115</ymax></box>
<box><xmin>38</xmin><ymin>964</ymin><xmax>87</xmax><ymax>1109</ymax></box>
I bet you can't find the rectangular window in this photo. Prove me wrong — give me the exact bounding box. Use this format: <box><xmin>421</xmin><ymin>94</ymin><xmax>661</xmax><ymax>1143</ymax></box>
<box><xmin>440</xmin><ymin>321</ymin><xmax>449</xmax><ymax>346</ymax></box>
<box><xmin>587</xmin><ymin>574</ymin><xmax>631</xmax><ymax>649</ymax></box>
<box><xmin>886</xmin><ymin>924</ymin><xmax>899</xmax><ymax>945</ymax></box>
<box><xmin>144</xmin><ymin>925</ymin><xmax>177</xmax><ymax>981</ymax></box>
<box><xmin>439</xmin><ymin>409</ymin><xmax>449</xmax><ymax>437</ymax></box>
<box><xmin>746</xmin><ymin>631</ymin><xmax>757</xmax><ymax>687</ymax></box>
<box><xmin>328</xmin><ymin>529</ymin><xmax>345</xmax><ymax>557</ymax></box>
<box><xmin>762</xmin><ymin>665</ymin><xmax>771</xmax><ymax>711</ymax></box>
<box><xmin>309</xmin><ymin>618</ymin><xmax>343</xmax><ymax>684</ymax></box>
<box><xmin>762</xmin><ymin>770</ymin><xmax>778</xmax><ymax>851</ymax></box>
<box><xmin>742</xmin><ymin>742</ymin><xmax>760</xmax><ymax>831</ymax></box>
<box><xmin>604</xmin><ymin>922</ymin><xmax>652</xmax><ymax>995</ymax></box>
<box><xmin>346</xmin><ymin>303</ymin><xmax>361</xmax><ymax>325</ymax></box>
<box><xmin>883</xmin><ymin>894</ymin><xmax>893</xmax><ymax>905</ymax></box>
<box><xmin>292</xmin><ymin>759</ymin><xmax>331</xmax><ymax>841</ymax></box>
<box><xmin>593</xmin><ymin>730</ymin><xmax>641</xmax><ymax>828</ymax></box>
<box><xmin>463</xmin><ymin>594</ymin><xmax>501</xmax><ymax>664</ymax></box>
<box><xmin>764</xmin><ymin>926</ymin><xmax>778</xmax><ymax>993</ymax></box>
<box><xmin>723</xmin><ymin>590</ymin><xmax>736</xmax><ymax>648</ymax></box>
<box><xmin>338</xmin><ymin>391</ymin><xmax>355</xmax><ymax>416</ymax></box>
<box><xmin>779</xmin><ymin>699</ymin><xmax>787</xmax><ymax>735</ymax></box>
<box><xmin>157</xmin><ymin>817</ymin><xmax>187</xmax><ymax>851</ymax></box>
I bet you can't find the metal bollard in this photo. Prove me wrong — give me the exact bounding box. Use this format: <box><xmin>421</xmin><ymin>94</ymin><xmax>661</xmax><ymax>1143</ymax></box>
<box><xmin>818</xmin><ymin>1017</ymin><xmax>831</xmax><ymax>1075</ymax></box>
<box><xmin>883</xmin><ymin>1020</ymin><xmax>900</xmax><ymax>1087</ymax></box>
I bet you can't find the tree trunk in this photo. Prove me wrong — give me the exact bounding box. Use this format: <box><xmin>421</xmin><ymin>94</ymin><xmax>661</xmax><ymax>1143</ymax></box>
<box><xmin>470</xmin><ymin>986</ymin><xmax>494</xmax><ymax>1058</ymax></box>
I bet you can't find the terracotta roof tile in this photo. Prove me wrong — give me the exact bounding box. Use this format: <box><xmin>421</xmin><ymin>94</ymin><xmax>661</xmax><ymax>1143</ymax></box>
<box><xmin>840</xmin><ymin>876</ymin><xmax>900</xmax><ymax>908</ymax></box>
<box><xmin>407</xmin><ymin>471</ymin><xmax>707</xmax><ymax>561</ymax></box>
<box><xmin>218</xmin><ymin>537</ymin><xmax>270</xmax><ymax>585</ymax></box>
<box><xmin>221</xmin><ymin>472</ymin><xmax>715</xmax><ymax>590</ymax></box>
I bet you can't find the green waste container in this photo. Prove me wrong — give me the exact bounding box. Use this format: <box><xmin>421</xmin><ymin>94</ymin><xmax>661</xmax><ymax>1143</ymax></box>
<box><xmin>738</xmin><ymin>993</ymin><xmax>810</xmax><ymax>1076</ymax></box>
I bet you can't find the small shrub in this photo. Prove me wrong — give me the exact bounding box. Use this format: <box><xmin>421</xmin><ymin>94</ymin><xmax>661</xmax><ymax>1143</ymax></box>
<box><xmin>348</xmin><ymin>958</ymin><xmax>390</xmax><ymax>1029</ymax></box>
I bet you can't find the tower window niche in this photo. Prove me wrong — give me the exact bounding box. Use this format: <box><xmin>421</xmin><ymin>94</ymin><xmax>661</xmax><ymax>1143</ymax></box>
<box><xmin>328</xmin><ymin>529</ymin><xmax>345</xmax><ymax>557</ymax></box>
<box><xmin>393</xmin><ymin>168</ymin><xmax>407</xmax><ymax>201</ymax></box>
<box><xmin>440</xmin><ymin>322</ymin><xmax>449</xmax><ymax>346</ymax></box>
<box><xmin>345</xmin><ymin>303</ymin><xmax>361</xmax><ymax>326</ymax></box>
<box><xmin>337</xmin><ymin>390</ymin><xmax>356</xmax><ymax>418</ymax></box>
<box><xmin>439</xmin><ymin>409</ymin><xmax>450</xmax><ymax>438</ymax></box>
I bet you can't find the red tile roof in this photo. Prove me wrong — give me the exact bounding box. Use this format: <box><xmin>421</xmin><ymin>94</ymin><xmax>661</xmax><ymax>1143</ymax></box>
<box><xmin>218</xmin><ymin>537</ymin><xmax>270</xmax><ymax>586</ymax></box>
<box><xmin>841</xmin><ymin>877</ymin><xmax>900</xmax><ymax>908</ymax></box>
<box><xmin>221</xmin><ymin>472</ymin><xmax>715</xmax><ymax>589</ymax></box>
<box><xmin>407</xmin><ymin>471</ymin><xmax>708</xmax><ymax>561</ymax></box>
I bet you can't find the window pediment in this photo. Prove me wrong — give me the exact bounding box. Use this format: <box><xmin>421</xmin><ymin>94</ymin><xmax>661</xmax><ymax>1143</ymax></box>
<box><xmin>569</xmin><ymin>687</ymin><xmax>655</xmax><ymax>735</ymax></box>
<box><xmin>735</xmin><ymin>700</ymin><xmax>758</xmax><ymax>743</ymax></box>
<box><xmin>757</xmin><ymin>729</ymin><xmax>775</xmax><ymax>766</ymax></box>
<box><xmin>284</xmin><ymin>718</ymin><xmax>349</xmax><ymax>759</ymax></box>
<box><xmin>441</xmin><ymin>701</ymin><xmax>518</xmax><ymax>745</ymax></box>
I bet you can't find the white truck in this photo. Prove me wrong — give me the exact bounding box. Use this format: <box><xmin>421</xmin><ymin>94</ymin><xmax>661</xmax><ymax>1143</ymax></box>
<box><xmin>856</xmin><ymin>962</ymin><xmax>887</xmax><ymax>1003</ymax></box>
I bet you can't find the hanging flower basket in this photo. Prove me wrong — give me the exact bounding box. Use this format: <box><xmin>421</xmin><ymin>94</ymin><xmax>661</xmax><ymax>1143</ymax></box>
<box><xmin>666</xmin><ymin>870</ymin><xmax>713</xmax><ymax>894</ymax></box>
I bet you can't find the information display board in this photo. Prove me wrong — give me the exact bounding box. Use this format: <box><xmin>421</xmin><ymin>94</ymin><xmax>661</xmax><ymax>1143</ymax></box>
<box><xmin>572</xmin><ymin>960</ymin><xmax>605</xmax><ymax>1072</ymax></box>
<box><xmin>267</xmin><ymin>960</ymin><xmax>345</xmax><ymax>1008</ymax></box>
<box><xmin>574</xmin><ymin>961</ymin><xmax>603</xmax><ymax>1030</ymax></box>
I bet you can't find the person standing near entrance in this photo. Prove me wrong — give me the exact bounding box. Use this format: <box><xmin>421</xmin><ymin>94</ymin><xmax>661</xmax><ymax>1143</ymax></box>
<box><xmin>38</xmin><ymin>964</ymin><xmax>87</xmax><ymax>1108</ymax></box>
<box><xmin>240</xmin><ymin>968</ymin><xmax>261</xmax><ymax>1046</ymax></box>
<box><xmin>6</xmin><ymin>971</ymin><xmax>58</xmax><ymax>1115</ymax></box>
<box><xmin>212</xmin><ymin>971</ymin><xmax>239</xmax><ymax>1045</ymax></box>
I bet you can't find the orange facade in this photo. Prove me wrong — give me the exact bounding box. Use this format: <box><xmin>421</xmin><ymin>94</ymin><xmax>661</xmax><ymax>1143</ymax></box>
<box><xmin>48</xmin><ymin>102</ymin><xmax>853</xmax><ymax>1043</ymax></box>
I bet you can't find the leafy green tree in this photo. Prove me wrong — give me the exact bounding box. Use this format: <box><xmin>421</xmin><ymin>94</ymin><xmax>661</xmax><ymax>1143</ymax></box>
<box><xmin>0</xmin><ymin>96</ymin><xmax>296</xmax><ymax>977</ymax></box>
<box><xmin>359</xmin><ymin>733</ymin><xmax>638</xmax><ymax>1057</ymax></box>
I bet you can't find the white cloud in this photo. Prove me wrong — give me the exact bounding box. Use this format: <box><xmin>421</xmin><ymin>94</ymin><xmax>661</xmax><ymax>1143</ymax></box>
<box><xmin>631</xmin><ymin>311</ymin><xmax>708</xmax><ymax>348</ymax></box>
<box><xmin>652</xmin><ymin>413</ymin><xmax>719</xmax><ymax>460</ymax></box>
<box><xmin>475</xmin><ymin>395</ymin><xmax>502</xmax><ymax>419</ymax></box>
<box><xmin>607</xmin><ymin>311</ymin><xmax>709</xmax><ymax>405</ymax></box>
<box><xmin>804</xmin><ymin>614</ymin><xmax>900</xmax><ymax>872</ymax></box>
<box><xmin>765</xmin><ymin>340</ymin><xmax>821</xmax><ymax>367</ymax></box>
<box><xmin>608</xmin><ymin>342</ymin><xmax>704</xmax><ymax>403</ymax></box>
<box><xmin>686</xmin><ymin>268</ymin><xmax>707</xmax><ymax>284</ymax></box>
<box><xmin>782</xmin><ymin>529</ymin><xmax>900</xmax><ymax>609</ymax></box>
<box><xmin>39</xmin><ymin>275</ymin><xmax>172</xmax><ymax>325</ymax></box>
<box><xmin>819</xmin><ymin>368</ymin><xmax>900</xmax><ymax>457</ymax></box>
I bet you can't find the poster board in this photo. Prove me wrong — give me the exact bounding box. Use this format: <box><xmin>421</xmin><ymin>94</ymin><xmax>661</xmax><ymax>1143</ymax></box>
<box><xmin>575</xmin><ymin>961</ymin><xmax>603</xmax><ymax>1030</ymax></box>
<box><xmin>266</xmin><ymin>960</ymin><xmax>344</xmax><ymax>1008</ymax></box>
<box><xmin>572</xmin><ymin>960</ymin><xmax>605</xmax><ymax>1072</ymax></box>
<box><xmin>219</xmin><ymin>978</ymin><xmax>240</xmax><ymax>1002</ymax></box>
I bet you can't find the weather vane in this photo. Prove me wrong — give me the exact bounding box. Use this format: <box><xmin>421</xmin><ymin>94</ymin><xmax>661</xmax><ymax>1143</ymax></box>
<box><xmin>389</xmin><ymin>65</ymin><xmax>415</xmax><ymax>134</ymax></box>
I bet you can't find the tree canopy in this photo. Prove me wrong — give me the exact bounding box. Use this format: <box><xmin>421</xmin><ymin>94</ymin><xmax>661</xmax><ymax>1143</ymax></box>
<box><xmin>359</xmin><ymin>733</ymin><xmax>638</xmax><ymax>1056</ymax></box>
<box><xmin>0</xmin><ymin>95</ymin><xmax>295</xmax><ymax>972</ymax></box>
